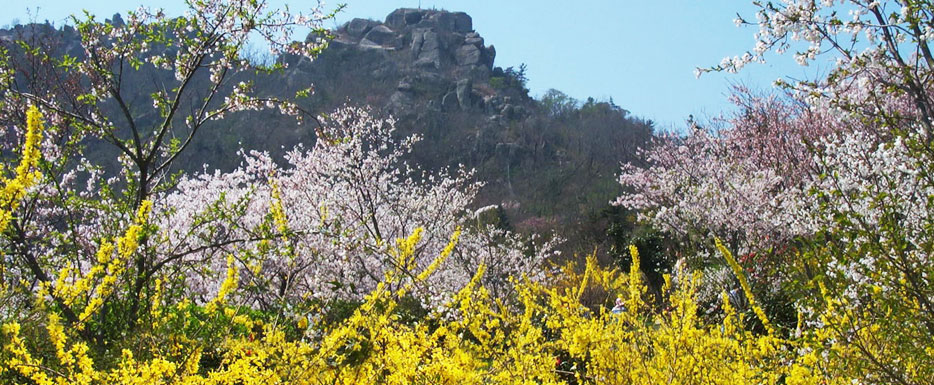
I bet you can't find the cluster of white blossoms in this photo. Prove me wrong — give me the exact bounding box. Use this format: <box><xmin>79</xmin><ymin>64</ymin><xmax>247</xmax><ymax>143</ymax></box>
<box><xmin>159</xmin><ymin>107</ymin><xmax>559</xmax><ymax>307</ymax></box>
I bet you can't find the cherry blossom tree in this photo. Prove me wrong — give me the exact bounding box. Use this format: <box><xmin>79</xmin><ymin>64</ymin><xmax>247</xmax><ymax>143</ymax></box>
<box><xmin>625</xmin><ymin>1</ymin><xmax>934</xmax><ymax>381</ymax></box>
<box><xmin>615</xmin><ymin>87</ymin><xmax>837</xmax><ymax>255</ymax></box>
<box><xmin>159</xmin><ymin>106</ymin><xmax>559</xmax><ymax>310</ymax></box>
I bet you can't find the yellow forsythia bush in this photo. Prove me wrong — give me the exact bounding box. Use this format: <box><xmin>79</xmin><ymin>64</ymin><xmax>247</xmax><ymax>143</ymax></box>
<box><xmin>0</xmin><ymin>105</ymin><xmax>43</xmax><ymax>234</ymax></box>
<box><xmin>0</xmin><ymin>108</ymin><xmax>893</xmax><ymax>384</ymax></box>
<box><xmin>1</xmin><ymin>230</ymin><xmax>858</xmax><ymax>384</ymax></box>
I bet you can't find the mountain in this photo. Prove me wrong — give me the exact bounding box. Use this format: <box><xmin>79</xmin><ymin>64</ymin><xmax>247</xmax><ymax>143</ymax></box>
<box><xmin>0</xmin><ymin>8</ymin><xmax>656</xmax><ymax>255</ymax></box>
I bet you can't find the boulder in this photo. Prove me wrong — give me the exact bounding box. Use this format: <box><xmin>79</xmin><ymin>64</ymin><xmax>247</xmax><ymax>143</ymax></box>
<box><xmin>414</xmin><ymin>50</ymin><xmax>441</xmax><ymax>69</ymax></box>
<box><xmin>465</xmin><ymin>36</ymin><xmax>484</xmax><ymax>47</ymax></box>
<box><xmin>346</xmin><ymin>18</ymin><xmax>376</xmax><ymax>38</ymax></box>
<box><xmin>412</xmin><ymin>29</ymin><xmax>441</xmax><ymax>69</ymax></box>
<box><xmin>414</xmin><ymin>30</ymin><xmax>442</xmax><ymax>69</ymax></box>
<box><xmin>362</xmin><ymin>25</ymin><xmax>395</xmax><ymax>46</ymax></box>
<box><xmin>385</xmin><ymin>8</ymin><xmax>426</xmax><ymax>29</ymax></box>
<box><xmin>452</xmin><ymin>12</ymin><xmax>472</xmax><ymax>33</ymax></box>
<box><xmin>385</xmin><ymin>9</ymin><xmax>408</xmax><ymax>28</ymax></box>
<box><xmin>456</xmin><ymin>44</ymin><xmax>481</xmax><ymax>66</ymax></box>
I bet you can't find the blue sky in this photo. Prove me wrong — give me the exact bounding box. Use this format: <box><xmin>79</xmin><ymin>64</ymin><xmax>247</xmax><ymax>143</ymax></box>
<box><xmin>5</xmin><ymin>1</ymin><xmax>825</xmax><ymax>130</ymax></box>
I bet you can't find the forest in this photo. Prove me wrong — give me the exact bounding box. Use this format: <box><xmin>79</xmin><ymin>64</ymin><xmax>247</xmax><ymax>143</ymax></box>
<box><xmin>0</xmin><ymin>0</ymin><xmax>932</xmax><ymax>384</ymax></box>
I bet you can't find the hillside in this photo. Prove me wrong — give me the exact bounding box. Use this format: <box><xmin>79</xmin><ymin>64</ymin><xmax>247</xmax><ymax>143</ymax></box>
<box><xmin>0</xmin><ymin>8</ymin><xmax>655</xmax><ymax>254</ymax></box>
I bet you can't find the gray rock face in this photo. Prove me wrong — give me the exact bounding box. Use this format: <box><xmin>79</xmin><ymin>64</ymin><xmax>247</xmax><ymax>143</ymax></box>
<box><xmin>334</xmin><ymin>9</ymin><xmax>495</xmax><ymax>75</ymax></box>
<box><xmin>385</xmin><ymin>9</ymin><xmax>470</xmax><ymax>33</ymax></box>
<box><xmin>386</xmin><ymin>8</ymin><xmax>427</xmax><ymax>29</ymax></box>
<box><xmin>456</xmin><ymin>78</ymin><xmax>473</xmax><ymax>110</ymax></box>
<box><xmin>385</xmin><ymin>9</ymin><xmax>407</xmax><ymax>28</ymax></box>
<box><xmin>412</xmin><ymin>29</ymin><xmax>441</xmax><ymax>69</ymax></box>
<box><xmin>422</xmin><ymin>12</ymin><xmax>454</xmax><ymax>30</ymax></box>
<box><xmin>452</xmin><ymin>12</ymin><xmax>472</xmax><ymax>33</ymax></box>
<box><xmin>454</xmin><ymin>42</ymin><xmax>495</xmax><ymax>73</ymax></box>
<box><xmin>456</xmin><ymin>44</ymin><xmax>481</xmax><ymax>66</ymax></box>
<box><xmin>414</xmin><ymin>50</ymin><xmax>441</xmax><ymax>69</ymax></box>
<box><xmin>441</xmin><ymin>92</ymin><xmax>459</xmax><ymax>111</ymax></box>
<box><xmin>359</xmin><ymin>38</ymin><xmax>381</xmax><ymax>49</ymax></box>
<box><xmin>410</xmin><ymin>29</ymin><xmax>424</xmax><ymax>55</ymax></box>
<box><xmin>465</xmin><ymin>36</ymin><xmax>484</xmax><ymax>47</ymax></box>
<box><xmin>413</xmin><ymin>72</ymin><xmax>447</xmax><ymax>90</ymax></box>
<box><xmin>363</xmin><ymin>25</ymin><xmax>395</xmax><ymax>46</ymax></box>
<box><xmin>327</xmin><ymin>7</ymin><xmax>504</xmax><ymax>111</ymax></box>
<box><xmin>346</xmin><ymin>18</ymin><xmax>377</xmax><ymax>38</ymax></box>
<box><xmin>326</xmin><ymin>38</ymin><xmax>352</xmax><ymax>49</ymax></box>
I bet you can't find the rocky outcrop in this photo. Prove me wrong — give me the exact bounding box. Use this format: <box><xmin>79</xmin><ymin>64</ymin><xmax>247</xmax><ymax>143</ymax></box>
<box><xmin>412</xmin><ymin>29</ymin><xmax>441</xmax><ymax>69</ymax></box>
<box><xmin>326</xmin><ymin>8</ymin><xmax>506</xmax><ymax>116</ymax></box>
<box><xmin>332</xmin><ymin>8</ymin><xmax>495</xmax><ymax>76</ymax></box>
<box><xmin>385</xmin><ymin>9</ymin><xmax>473</xmax><ymax>33</ymax></box>
<box><xmin>345</xmin><ymin>18</ymin><xmax>377</xmax><ymax>38</ymax></box>
<box><xmin>360</xmin><ymin>25</ymin><xmax>396</xmax><ymax>47</ymax></box>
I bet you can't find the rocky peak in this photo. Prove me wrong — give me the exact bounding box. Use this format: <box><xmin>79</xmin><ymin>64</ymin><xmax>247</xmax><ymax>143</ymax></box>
<box><xmin>310</xmin><ymin>8</ymin><xmax>516</xmax><ymax>119</ymax></box>
<box><xmin>385</xmin><ymin>8</ymin><xmax>473</xmax><ymax>33</ymax></box>
<box><xmin>328</xmin><ymin>8</ymin><xmax>496</xmax><ymax>79</ymax></box>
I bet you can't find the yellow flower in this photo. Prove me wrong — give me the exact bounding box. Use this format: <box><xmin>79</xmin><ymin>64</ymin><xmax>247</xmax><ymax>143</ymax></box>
<box><xmin>0</xmin><ymin>105</ymin><xmax>44</xmax><ymax>233</ymax></box>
